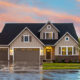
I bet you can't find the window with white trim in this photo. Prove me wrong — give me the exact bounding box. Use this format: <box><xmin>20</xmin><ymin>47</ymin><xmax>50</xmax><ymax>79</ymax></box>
<box><xmin>44</xmin><ymin>32</ymin><xmax>54</xmax><ymax>39</ymax></box>
<box><xmin>23</xmin><ymin>35</ymin><xmax>30</xmax><ymax>42</ymax></box>
<box><xmin>65</xmin><ymin>37</ymin><xmax>69</xmax><ymax>41</ymax></box>
<box><xmin>60</xmin><ymin>46</ymin><xmax>73</xmax><ymax>55</ymax></box>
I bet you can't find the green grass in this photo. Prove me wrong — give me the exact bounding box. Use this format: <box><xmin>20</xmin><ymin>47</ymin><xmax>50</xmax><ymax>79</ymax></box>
<box><xmin>43</xmin><ymin>63</ymin><xmax>80</xmax><ymax>70</ymax></box>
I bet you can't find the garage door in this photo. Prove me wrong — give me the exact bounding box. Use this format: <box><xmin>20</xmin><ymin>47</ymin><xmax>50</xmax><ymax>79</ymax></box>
<box><xmin>14</xmin><ymin>48</ymin><xmax>40</xmax><ymax>66</ymax></box>
<box><xmin>0</xmin><ymin>48</ymin><xmax>8</xmax><ymax>61</ymax></box>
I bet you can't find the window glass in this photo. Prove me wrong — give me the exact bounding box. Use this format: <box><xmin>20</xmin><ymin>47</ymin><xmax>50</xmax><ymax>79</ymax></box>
<box><xmin>46</xmin><ymin>33</ymin><xmax>53</xmax><ymax>39</ymax></box>
<box><xmin>25</xmin><ymin>36</ymin><xmax>28</xmax><ymax>41</ymax></box>
<box><xmin>68</xmin><ymin>47</ymin><xmax>72</xmax><ymax>55</ymax></box>
<box><xmin>65</xmin><ymin>37</ymin><xmax>69</xmax><ymax>41</ymax></box>
<box><xmin>24</xmin><ymin>35</ymin><xmax>29</xmax><ymax>42</ymax></box>
<box><xmin>47</xmin><ymin>26</ymin><xmax>51</xmax><ymax>29</ymax></box>
<box><xmin>62</xmin><ymin>47</ymin><xmax>66</xmax><ymax>55</ymax></box>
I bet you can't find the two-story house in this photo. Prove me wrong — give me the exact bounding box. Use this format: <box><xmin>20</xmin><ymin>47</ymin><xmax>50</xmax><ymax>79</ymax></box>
<box><xmin>0</xmin><ymin>21</ymin><xmax>79</xmax><ymax>66</ymax></box>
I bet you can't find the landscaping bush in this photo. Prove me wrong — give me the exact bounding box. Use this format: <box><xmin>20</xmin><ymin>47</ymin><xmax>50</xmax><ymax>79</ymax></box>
<box><xmin>52</xmin><ymin>60</ymin><xmax>55</xmax><ymax>63</ymax></box>
<box><xmin>61</xmin><ymin>59</ymin><xmax>65</xmax><ymax>63</ymax></box>
<box><xmin>43</xmin><ymin>60</ymin><xmax>46</xmax><ymax>62</ymax></box>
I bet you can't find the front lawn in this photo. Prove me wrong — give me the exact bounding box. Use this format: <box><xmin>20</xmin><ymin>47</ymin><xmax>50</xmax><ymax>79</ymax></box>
<box><xmin>43</xmin><ymin>63</ymin><xmax>80</xmax><ymax>70</ymax></box>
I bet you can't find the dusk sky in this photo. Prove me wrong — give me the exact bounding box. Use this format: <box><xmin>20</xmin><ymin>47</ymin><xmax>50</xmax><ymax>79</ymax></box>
<box><xmin>0</xmin><ymin>0</ymin><xmax>80</xmax><ymax>37</ymax></box>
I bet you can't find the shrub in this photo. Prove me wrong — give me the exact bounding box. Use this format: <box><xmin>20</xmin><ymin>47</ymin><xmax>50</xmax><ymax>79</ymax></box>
<box><xmin>52</xmin><ymin>60</ymin><xmax>55</xmax><ymax>63</ymax></box>
<box><xmin>43</xmin><ymin>60</ymin><xmax>46</xmax><ymax>62</ymax></box>
<box><xmin>61</xmin><ymin>59</ymin><xmax>65</xmax><ymax>63</ymax></box>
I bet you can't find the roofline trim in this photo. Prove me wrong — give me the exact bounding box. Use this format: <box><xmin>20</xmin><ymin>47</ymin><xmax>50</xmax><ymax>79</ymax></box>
<box><xmin>54</xmin><ymin>32</ymin><xmax>78</xmax><ymax>46</ymax></box>
<box><xmin>8</xmin><ymin>27</ymin><xmax>45</xmax><ymax>46</ymax></box>
<box><xmin>0</xmin><ymin>45</ymin><xmax>9</xmax><ymax>47</ymax></box>
<box><xmin>39</xmin><ymin>21</ymin><xmax>60</xmax><ymax>32</ymax></box>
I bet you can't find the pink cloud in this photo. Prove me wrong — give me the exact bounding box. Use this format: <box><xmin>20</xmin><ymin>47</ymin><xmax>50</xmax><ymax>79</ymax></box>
<box><xmin>0</xmin><ymin>1</ymin><xmax>80</xmax><ymax>37</ymax></box>
<box><xmin>76</xmin><ymin>0</ymin><xmax>80</xmax><ymax>2</ymax></box>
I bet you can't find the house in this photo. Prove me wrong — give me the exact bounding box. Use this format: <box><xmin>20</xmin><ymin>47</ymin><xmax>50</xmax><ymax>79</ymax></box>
<box><xmin>0</xmin><ymin>21</ymin><xmax>79</xmax><ymax>66</ymax></box>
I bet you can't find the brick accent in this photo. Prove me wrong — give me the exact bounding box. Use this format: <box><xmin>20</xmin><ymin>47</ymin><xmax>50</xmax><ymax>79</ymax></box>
<box><xmin>54</xmin><ymin>56</ymin><xmax>79</xmax><ymax>62</ymax></box>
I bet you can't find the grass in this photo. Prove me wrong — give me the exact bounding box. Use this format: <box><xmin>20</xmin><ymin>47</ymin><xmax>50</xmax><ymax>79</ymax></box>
<box><xmin>43</xmin><ymin>63</ymin><xmax>80</xmax><ymax>70</ymax></box>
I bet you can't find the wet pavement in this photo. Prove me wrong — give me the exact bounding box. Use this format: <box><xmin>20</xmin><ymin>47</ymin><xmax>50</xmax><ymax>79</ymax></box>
<box><xmin>0</xmin><ymin>61</ymin><xmax>80</xmax><ymax>80</ymax></box>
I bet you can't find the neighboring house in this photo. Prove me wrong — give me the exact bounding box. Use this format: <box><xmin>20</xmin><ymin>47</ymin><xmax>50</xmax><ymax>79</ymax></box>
<box><xmin>0</xmin><ymin>21</ymin><xmax>79</xmax><ymax>66</ymax></box>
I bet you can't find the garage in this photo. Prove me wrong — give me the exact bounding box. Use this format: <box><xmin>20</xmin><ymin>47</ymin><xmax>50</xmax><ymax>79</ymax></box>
<box><xmin>14</xmin><ymin>48</ymin><xmax>40</xmax><ymax>66</ymax></box>
<box><xmin>0</xmin><ymin>48</ymin><xmax>8</xmax><ymax>61</ymax></box>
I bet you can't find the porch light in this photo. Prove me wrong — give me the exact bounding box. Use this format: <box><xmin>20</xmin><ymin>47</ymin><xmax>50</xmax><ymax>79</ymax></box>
<box><xmin>46</xmin><ymin>46</ymin><xmax>52</xmax><ymax>49</ymax></box>
<box><xmin>10</xmin><ymin>49</ymin><xmax>13</xmax><ymax>55</ymax></box>
<box><xmin>40</xmin><ymin>49</ymin><xmax>43</xmax><ymax>55</ymax></box>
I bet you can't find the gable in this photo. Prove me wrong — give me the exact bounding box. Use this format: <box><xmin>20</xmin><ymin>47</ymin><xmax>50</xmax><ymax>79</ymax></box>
<box><xmin>40</xmin><ymin>23</ymin><xmax>59</xmax><ymax>39</ymax></box>
<box><xmin>54</xmin><ymin>32</ymin><xmax>78</xmax><ymax>46</ymax></box>
<box><xmin>10</xmin><ymin>27</ymin><xmax>44</xmax><ymax>48</ymax></box>
<box><xmin>39</xmin><ymin>21</ymin><xmax>60</xmax><ymax>32</ymax></box>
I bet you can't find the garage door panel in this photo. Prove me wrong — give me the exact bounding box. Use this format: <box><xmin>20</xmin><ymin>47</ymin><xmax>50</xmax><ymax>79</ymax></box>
<box><xmin>14</xmin><ymin>48</ymin><xmax>39</xmax><ymax>66</ymax></box>
<box><xmin>0</xmin><ymin>48</ymin><xmax>8</xmax><ymax>61</ymax></box>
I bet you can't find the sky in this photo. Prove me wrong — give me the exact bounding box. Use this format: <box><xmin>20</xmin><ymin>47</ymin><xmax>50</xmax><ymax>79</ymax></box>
<box><xmin>0</xmin><ymin>0</ymin><xmax>80</xmax><ymax>37</ymax></box>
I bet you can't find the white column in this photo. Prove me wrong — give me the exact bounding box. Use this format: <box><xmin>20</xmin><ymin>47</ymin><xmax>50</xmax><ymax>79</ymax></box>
<box><xmin>66</xmin><ymin>47</ymin><xmax>68</xmax><ymax>55</ymax></box>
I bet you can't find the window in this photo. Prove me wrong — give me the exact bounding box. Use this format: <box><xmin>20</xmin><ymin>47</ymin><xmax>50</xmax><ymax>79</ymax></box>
<box><xmin>65</xmin><ymin>37</ymin><xmax>69</xmax><ymax>41</ymax></box>
<box><xmin>47</xmin><ymin>25</ymin><xmax>51</xmax><ymax>29</ymax></box>
<box><xmin>62</xmin><ymin>47</ymin><xmax>66</xmax><ymax>55</ymax></box>
<box><xmin>68</xmin><ymin>47</ymin><xmax>72</xmax><ymax>55</ymax></box>
<box><xmin>23</xmin><ymin>35</ymin><xmax>29</xmax><ymax>42</ymax></box>
<box><xmin>45</xmin><ymin>32</ymin><xmax>53</xmax><ymax>39</ymax></box>
<box><xmin>60</xmin><ymin>46</ymin><xmax>73</xmax><ymax>55</ymax></box>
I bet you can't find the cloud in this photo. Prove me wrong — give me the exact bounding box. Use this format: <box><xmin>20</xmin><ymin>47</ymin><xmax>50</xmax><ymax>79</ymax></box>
<box><xmin>76</xmin><ymin>0</ymin><xmax>80</xmax><ymax>2</ymax></box>
<box><xmin>0</xmin><ymin>1</ymin><xmax>80</xmax><ymax>37</ymax></box>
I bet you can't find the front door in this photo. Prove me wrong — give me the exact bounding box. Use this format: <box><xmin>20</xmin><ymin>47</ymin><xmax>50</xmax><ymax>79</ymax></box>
<box><xmin>46</xmin><ymin>49</ymin><xmax>51</xmax><ymax>59</ymax></box>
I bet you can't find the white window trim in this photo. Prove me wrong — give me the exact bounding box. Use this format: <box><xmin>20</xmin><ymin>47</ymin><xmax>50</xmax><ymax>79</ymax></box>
<box><xmin>65</xmin><ymin>37</ymin><xmax>69</xmax><ymax>41</ymax></box>
<box><xmin>60</xmin><ymin>46</ymin><xmax>74</xmax><ymax>56</ymax></box>
<box><xmin>44</xmin><ymin>32</ymin><xmax>53</xmax><ymax>39</ymax></box>
<box><xmin>47</xmin><ymin>25</ymin><xmax>51</xmax><ymax>29</ymax></box>
<box><xmin>23</xmin><ymin>35</ymin><xmax>30</xmax><ymax>43</ymax></box>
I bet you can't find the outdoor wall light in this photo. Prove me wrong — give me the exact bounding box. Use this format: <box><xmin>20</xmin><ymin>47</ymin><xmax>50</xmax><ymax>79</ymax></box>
<box><xmin>10</xmin><ymin>49</ymin><xmax>13</xmax><ymax>55</ymax></box>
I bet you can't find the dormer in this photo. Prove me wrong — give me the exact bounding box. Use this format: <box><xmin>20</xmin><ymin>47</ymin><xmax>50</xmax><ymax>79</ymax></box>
<box><xmin>39</xmin><ymin>21</ymin><xmax>60</xmax><ymax>40</ymax></box>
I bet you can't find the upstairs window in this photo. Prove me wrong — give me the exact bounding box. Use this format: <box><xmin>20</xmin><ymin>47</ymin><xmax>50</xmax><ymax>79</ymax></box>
<box><xmin>43</xmin><ymin>32</ymin><xmax>55</xmax><ymax>39</ymax></box>
<box><xmin>23</xmin><ymin>35</ymin><xmax>29</xmax><ymax>42</ymax></box>
<box><xmin>21</xmin><ymin>35</ymin><xmax>31</xmax><ymax>42</ymax></box>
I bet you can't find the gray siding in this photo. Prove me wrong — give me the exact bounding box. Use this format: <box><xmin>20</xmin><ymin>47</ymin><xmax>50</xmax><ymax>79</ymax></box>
<box><xmin>55</xmin><ymin>34</ymin><xmax>78</xmax><ymax>55</ymax></box>
<box><xmin>40</xmin><ymin>24</ymin><xmax>58</xmax><ymax>39</ymax></box>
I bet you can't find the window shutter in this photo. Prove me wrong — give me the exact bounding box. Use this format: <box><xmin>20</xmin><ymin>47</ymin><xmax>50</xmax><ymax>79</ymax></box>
<box><xmin>53</xmin><ymin>33</ymin><xmax>55</xmax><ymax>39</ymax></box>
<box><xmin>21</xmin><ymin>36</ymin><xmax>23</xmax><ymax>42</ymax></box>
<box><xmin>43</xmin><ymin>33</ymin><xmax>45</xmax><ymax>39</ymax></box>
<box><xmin>29</xmin><ymin>36</ymin><xmax>32</xmax><ymax>42</ymax></box>
<box><xmin>59</xmin><ymin>47</ymin><xmax>61</xmax><ymax>54</ymax></box>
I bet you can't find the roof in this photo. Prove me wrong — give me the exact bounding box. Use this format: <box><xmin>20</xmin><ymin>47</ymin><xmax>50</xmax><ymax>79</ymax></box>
<box><xmin>0</xmin><ymin>23</ymin><xmax>78</xmax><ymax>45</ymax></box>
<box><xmin>39</xmin><ymin>21</ymin><xmax>60</xmax><ymax>32</ymax></box>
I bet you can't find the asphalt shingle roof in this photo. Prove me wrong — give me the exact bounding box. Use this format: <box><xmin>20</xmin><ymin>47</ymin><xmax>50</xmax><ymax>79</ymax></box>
<box><xmin>0</xmin><ymin>23</ymin><xmax>78</xmax><ymax>45</ymax></box>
